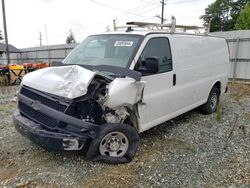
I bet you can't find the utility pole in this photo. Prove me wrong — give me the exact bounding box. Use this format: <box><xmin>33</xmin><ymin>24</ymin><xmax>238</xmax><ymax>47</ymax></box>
<box><xmin>39</xmin><ymin>31</ymin><xmax>42</xmax><ymax>46</ymax></box>
<box><xmin>113</xmin><ymin>19</ymin><xmax>117</xmax><ymax>31</ymax></box>
<box><xmin>160</xmin><ymin>0</ymin><xmax>166</xmax><ymax>25</ymax></box>
<box><xmin>2</xmin><ymin>0</ymin><xmax>10</xmax><ymax>65</ymax></box>
<box><xmin>44</xmin><ymin>25</ymin><xmax>48</xmax><ymax>46</ymax></box>
<box><xmin>155</xmin><ymin>0</ymin><xmax>166</xmax><ymax>29</ymax></box>
<box><xmin>208</xmin><ymin>18</ymin><xmax>212</xmax><ymax>33</ymax></box>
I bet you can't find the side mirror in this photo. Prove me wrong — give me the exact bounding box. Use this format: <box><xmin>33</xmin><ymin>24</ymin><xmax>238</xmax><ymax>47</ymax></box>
<box><xmin>138</xmin><ymin>56</ymin><xmax>159</xmax><ymax>74</ymax></box>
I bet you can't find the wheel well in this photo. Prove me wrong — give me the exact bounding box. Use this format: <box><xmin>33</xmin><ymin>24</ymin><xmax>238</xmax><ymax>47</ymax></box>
<box><xmin>213</xmin><ymin>81</ymin><xmax>221</xmax><ymax>95</ymax></box>
<box><xmin>124</xmin><ymin>114</ymin><xmax>139</xmax><ymax>131</ymax></box>
<box><xmin>124</xmin><ymin>117</ymin><xmax>137</xmax><ymax>130</ymax></box>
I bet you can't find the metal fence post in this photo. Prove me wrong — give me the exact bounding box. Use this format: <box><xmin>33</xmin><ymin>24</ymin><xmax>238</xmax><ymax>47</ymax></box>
<box><xmin>26</xmin><ymin>52</ymin><xmax>28</xmax><ymax>63</ymax></box>
<box><xmin>35</xmin><ymin>50</ymin><xmax>38</xmax><ymax>62</ymax></box>
<box><xmin>48</xmin><ymin>49</ymin><xmax>51</xmax><ymax>64</ymax></box>
<box><xmin>233</xmin><ymin>37</ymin><xmax>240</xmax><ymax>83</ymax></box>
<box><xmin>16</xmin><ymin>53</ymin><xmax>19</xmax><ymax>64</ymax></box>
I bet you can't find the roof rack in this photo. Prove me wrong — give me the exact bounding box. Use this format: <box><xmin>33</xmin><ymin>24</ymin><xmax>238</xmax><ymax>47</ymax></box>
<box><xmin>114</xmin><ymin>16</ymin><xmax>203</xmax><ymax>33</ymax></box>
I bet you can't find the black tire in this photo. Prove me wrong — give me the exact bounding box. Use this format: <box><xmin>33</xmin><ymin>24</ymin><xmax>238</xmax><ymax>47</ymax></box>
<box><xmin>200</xmin><ymin>86</ymin><xmax>220</xmax><ymax>114</ymax></box>
<box><xmin>85</xmin><ymin>123</ymin><xmax>139</xmax><ymax>164</ymax></box>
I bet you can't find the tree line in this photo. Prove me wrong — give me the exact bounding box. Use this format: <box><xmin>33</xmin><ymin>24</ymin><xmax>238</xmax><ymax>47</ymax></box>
<box><xmin>200</xmin><ymin>0</ymin><xmax>250</xmax><ymax>32</ymax></box>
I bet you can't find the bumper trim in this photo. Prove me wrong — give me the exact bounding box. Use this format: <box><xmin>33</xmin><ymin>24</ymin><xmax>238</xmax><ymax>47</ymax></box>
<box><xmin>13</xmin><ymin>110</ymin><xmax>89</xmax><ymax>151</ymax></box>
<box><xmin>18</xmin><ymin>93</ymin><xmax>99</xmax><ymax>138</ymax></box>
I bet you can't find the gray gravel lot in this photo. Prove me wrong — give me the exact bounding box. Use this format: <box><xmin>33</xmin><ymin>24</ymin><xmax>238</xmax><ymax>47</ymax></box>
<box><xmin>0</xmin><ymin>84</ymin><xmax>249</xmax><ymax>188</ymax></box>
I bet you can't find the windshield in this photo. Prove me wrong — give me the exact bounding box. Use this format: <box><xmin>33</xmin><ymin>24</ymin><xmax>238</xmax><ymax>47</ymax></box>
<box><xmin>63</xmin><ymin>34</ymin><xmax>142</xmax><ymax>68</ymax></box>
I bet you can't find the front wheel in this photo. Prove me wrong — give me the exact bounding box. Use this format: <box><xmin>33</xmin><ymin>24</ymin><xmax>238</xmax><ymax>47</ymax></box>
<box><xmin>86</xmin><ymin>123</ymin><xmax>139</xmax><ymax>164</ymax></box>
<box><xmin>200</xmin><ymin>86</ymin><xmax>220</xmax><ymax>114</ymax></box>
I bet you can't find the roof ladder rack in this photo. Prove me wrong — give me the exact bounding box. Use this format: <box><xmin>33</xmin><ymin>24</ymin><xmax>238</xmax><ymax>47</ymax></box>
<box><xmin>115</xmin><ymin>16</ymin><xmax>203</xmax><ymax>33</ymax></box>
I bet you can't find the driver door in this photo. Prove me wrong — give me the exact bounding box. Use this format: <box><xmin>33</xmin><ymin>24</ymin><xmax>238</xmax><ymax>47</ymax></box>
<box><xmin>135</xmin><ymin>35</ymin><xmax>179</xmax><ymax>132</ymax></box>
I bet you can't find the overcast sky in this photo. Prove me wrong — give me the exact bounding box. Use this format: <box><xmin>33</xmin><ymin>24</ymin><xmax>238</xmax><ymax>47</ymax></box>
<box><xmin>0</xmin><ymin>0</ymin><xmax>215</xmax><ymax>48</ymax></box>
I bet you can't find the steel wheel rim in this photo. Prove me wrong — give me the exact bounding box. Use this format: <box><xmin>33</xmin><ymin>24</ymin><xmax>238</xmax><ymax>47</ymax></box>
<box><xmin>99</xmin><ymin>131</ymin><xmax>129</xmax><ymax>157</ymax></box>
<box><xmin>210</xmin><ymin>93</ymin><xmax>217</xmax><ymax>110</ymax></box>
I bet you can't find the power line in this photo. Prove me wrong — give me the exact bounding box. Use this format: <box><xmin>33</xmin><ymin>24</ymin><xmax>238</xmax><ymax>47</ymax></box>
<box><xmin>116</xmin><ymin>0</ymin><xmax>200</xmax><ymax>23</ymax></box>
<box><xmin>123</xmin><ymin>0</ymin><xmax>159</xmax><ymax>13</ymax></box>
<box><xmin>117</xmin><ymin>4</ymin><xmax>160</xmax><ymax>22</ymax></box>
<box><xmin>89</xmin><ymin>0</ymin><xmax>166</xmax><ymax>26</ymax></box>
<box><xmin>89</xmin><ymin>0</ymin><xmax>123</xmax><ymax>12</ymax></box>
<box><xmin>121</xmin><ymin>0</ymin><xmax>200</xmax><ymax>17</ymax></box>
<box><xmin>171</xmin><ymin>9</ymin><xmax>204</xmax><ymax>15</ymax></box>
<box><xmin>116</xmin><ymin>0</ymin><xmax>159</xmax><ymax>19</ymax></box>
<box><xmin>89</xmin><ymin>0</ymin><xmax>152</xmax><ymax>19</ymax></box>
<box><xmin>87</xmin><ymin>0</ymin><xmax>202</xmax><ymax>33</ymax></box>
<box><xmin>139</xmin><ymin>0</ymin><xmax>153</xmax><ymax>2</ymax></box>
<box><xmin>166</xmin><ymin>0</ymin><xmax>199</xmax><ymax>5</ymax></box>
<box><xmin>90</xmin><ymin>0</ymin><xmax>162</xmax><ymax>23</ymax></box>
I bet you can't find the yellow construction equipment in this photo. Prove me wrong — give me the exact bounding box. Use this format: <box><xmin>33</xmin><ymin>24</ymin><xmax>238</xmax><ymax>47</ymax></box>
<box><xmin>8</xmin><ymin>64</ymin><xmax>25</xmax><ymax>85</ymax></box>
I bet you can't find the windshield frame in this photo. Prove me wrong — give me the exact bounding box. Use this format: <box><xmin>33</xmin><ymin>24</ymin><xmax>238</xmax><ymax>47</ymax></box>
<box><xmin>62</xmin><ymin>34</ymin><xmax>144</xmax><ymax>69</ymax></box>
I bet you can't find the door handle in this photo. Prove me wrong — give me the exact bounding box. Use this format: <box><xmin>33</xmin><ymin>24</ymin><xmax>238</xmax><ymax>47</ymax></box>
<box><xmin>173</xmin><ymin>74</ymin><xmax>176</xmax><ymax>86</ymax></box>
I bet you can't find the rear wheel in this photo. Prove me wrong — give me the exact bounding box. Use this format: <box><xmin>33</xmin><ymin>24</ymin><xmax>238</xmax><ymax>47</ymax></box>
<box><xmin>200</xmin><ymin>86</ymin><xmax>220</xmax><ymax>114</ymax></box>
<box><xmin>86</xmin><ymin>123</ymin><xmax>139</xmax><ymax>164</ymax></box>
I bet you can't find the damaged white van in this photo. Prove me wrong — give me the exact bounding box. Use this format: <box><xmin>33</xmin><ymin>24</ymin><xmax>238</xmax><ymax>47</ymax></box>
<box><xmin>13</xmin><ymin>23</ymin><xmax>229</xmax><ymax>163</ymax></box>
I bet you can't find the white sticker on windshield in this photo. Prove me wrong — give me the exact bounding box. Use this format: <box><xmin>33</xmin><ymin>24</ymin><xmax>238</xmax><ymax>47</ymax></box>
<box><xmin>114</xmin><ymin>41</ymin><xmax>134</xmax><ymax>47</ymax></box>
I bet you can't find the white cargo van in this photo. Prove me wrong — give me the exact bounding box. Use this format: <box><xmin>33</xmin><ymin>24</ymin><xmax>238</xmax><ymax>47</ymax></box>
<box><xmin>14</xmin><ymin>22</ymin><xmax>229</xmax><ymax>163</ymax></box>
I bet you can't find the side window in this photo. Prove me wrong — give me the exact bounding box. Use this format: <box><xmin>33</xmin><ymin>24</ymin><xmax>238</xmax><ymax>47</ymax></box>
<box><xmin>140</xmin><ymin>37</ymin><xmax>172</xmax><ymax>73</ymax></box>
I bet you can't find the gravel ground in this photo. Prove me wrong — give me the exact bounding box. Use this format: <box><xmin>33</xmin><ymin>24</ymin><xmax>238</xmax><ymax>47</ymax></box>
<box><xmin>0</xmin><ymin>86</ymin><xmax>19</xmax><ymax>104</ymax></box>
<box><xmin>0</xmin><ymin>83</ymin><xmax>249</xmax><ymax>188</ymax></box>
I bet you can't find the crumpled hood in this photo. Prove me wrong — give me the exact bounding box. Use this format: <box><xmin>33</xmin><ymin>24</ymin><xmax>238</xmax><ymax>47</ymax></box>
<box><xmin>21</xmin><ymin>65</ymin><xmax>96</xmax><ymax>99</ymax></box>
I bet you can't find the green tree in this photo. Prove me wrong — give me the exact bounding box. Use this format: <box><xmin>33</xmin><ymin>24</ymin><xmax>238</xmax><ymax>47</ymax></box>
<box><xmin>235</xmin><ymin>3</ymin><xmax>250</xmax><ymax>29</ymax></box>
<box><xmin>66</xmin><ymin>30</ymin><xmax>76</xmax><ymax>44</ymax></box>
<box><xmin>200</xmin><ymin>0</ymin><xmax>249</xmax><ymax>32</ymax></box>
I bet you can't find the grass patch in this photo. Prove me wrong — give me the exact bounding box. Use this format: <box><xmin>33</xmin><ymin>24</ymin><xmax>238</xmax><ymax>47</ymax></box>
<box><xmin>244</xmin><ymin>113</ymin><xmax>250</xmax><ymax>120</ymax></box>
<box><xmin>200</xmin><ymin>130</ymin><xmax>206</xmax><ymax>137</ymax></box>
<box><xmin>230</xmin><ymin>83</ymin><xmax>250</xmax><ymax>101</ymax></box>
<box><xmin>216</xmin><ymin>104</ymin><xmax>222</xmax><ymax>123</ymax></box>
<box><xmin>184</xmin><ymin>144</ymin><xmax>197</xmax><ymax>154</ymax></box>
<box><xmin>0</xmin><ymin>103</ymin><xmax>17</xmax><ymax>114</ymax></box>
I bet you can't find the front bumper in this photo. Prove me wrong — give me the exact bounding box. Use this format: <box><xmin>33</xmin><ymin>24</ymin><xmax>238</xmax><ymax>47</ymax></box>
<box><xmin>13</xmin><ymin>90</ymin><xmax>103</xmax><ymax>151</ymax></box>
<box><xmin>13</xmin><ymin>110</ymin><xmax>92</xmax><ymax>151</ymax></box>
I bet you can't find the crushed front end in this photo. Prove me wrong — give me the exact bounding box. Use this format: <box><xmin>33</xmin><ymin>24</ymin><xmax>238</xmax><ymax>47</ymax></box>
<box><xmin>13</xmin><ymin>65</ymin><xmax>144</xmax><ymax>153</ymax></box>
<box><xmin>14</xmin><ymin>84</ymin><xmax>102</xmax><ymax>151</ymax></box>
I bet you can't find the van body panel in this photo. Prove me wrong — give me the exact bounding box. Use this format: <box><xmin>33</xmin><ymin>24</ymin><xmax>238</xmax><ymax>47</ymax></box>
<box><xmin>134</xmin><ymin>34</ymin><xmax>229</xmax><ymax>132</ymax></box>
